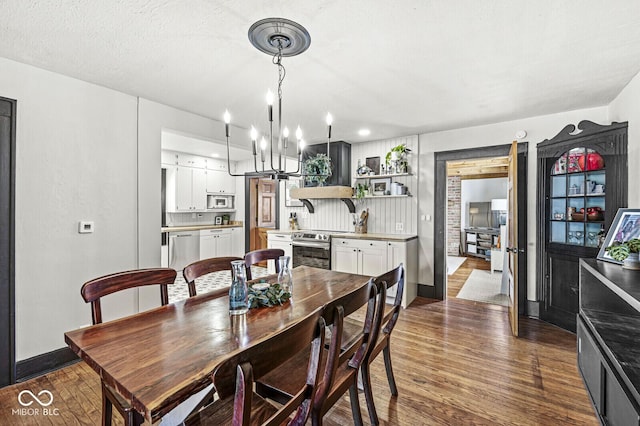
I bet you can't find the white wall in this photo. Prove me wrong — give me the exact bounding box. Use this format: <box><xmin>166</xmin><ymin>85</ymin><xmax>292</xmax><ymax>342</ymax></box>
<box><xmin>0</xmin><ymin>58</ymin><xmax>139</xmax><ymax>360</ymax></box>
<box><xmin>281</xmin><ymin>136</ymin><xmax>419</xmax><ymax>234</ymax></box>
<box><xmin>609</xmin><ymin>70</ymin><xmax>640</xmax><ymax>207</ymax></box>
<box><xmin>460</xmin><ymin>178</ymin><xmax>508</xmax><ymax>229</ymax></box>
<box><xmin>418</xmin><ymin>106</ymin><xmax>609</xmax><ymax>300</ymax></box>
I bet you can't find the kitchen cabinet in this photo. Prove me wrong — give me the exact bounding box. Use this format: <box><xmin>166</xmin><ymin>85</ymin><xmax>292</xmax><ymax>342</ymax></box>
<box><xmin>166</xmin><ymin>166</ymin><xmax>207</xmax><ymax>212</ymax></box>
<box><xmin>331</xmin><ymin>238</ymin><xmax>387</xmax><ymax>276</ymax></box>
<box><xmin>386</xmin><ymin>239</ymin><xmax>418</xmax><ymax>308</ymax></box>
<box><xmin>230</xmin><ymin>227</ymin><xmax>245</xmax><ymax>258</ymax></box>
<box><xmin>200</xmin><ymin>229</ymin><xmax>231</xmax><ymax>259</ymax></box>
<box><xmin>206</xmin><ymin>169</ymin><xmax>235</xmax><ymax>194</ymax></box>
<box><xmin>332</xmin><ymin>236</ymin><xmax>418</xmax><ymax>308</ymax></box>
<box><xmin>538</xmin><ymin>120</ymin><xmax>627</xmax><ymax>332</ymax></box>
<box><xmin>578</xmin><ymin>259</ymin><xmax>640</xmax><ymax>425</ymax></box>
<box><xmin>177</xmin><ymin>153</ymin><xmax>206</xmax><ymax>169</ymax></box>
<box><xmin>267</xmin><ymin>232</ymin><xmax>293</xmax><ymax>274</ymax></box>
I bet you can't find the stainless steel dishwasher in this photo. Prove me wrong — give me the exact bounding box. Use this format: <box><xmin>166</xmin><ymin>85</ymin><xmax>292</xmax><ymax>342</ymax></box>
<box><xmin>168</xmin><ymin>231</ymin><xmax>200</xmax><ymax>271</ymax></box>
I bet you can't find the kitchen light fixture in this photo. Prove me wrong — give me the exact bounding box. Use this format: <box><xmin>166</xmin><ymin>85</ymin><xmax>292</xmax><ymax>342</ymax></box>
<box><xmin>358</xmin><ymin>128</ymin><xmax>371</xmax><ymax>136</ymax></box>
<box><xmin>223</xmin><ymin>18</ymin><xmax>333</xmax><ymax>180</ymax></box>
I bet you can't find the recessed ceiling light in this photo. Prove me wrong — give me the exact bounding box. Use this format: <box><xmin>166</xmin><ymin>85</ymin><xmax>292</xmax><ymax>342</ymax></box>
<box><xmin>358</xmin><ymin>129</ymin><xmax>371</xmax><ymax>136</ymax></box>
<box><xmin>211</xmin><ymin>153</ymin><xmax>220</xmax><ymax>158</ymax></box>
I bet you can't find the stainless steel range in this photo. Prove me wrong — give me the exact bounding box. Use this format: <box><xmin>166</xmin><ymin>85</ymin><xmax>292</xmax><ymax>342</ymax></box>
<box><xmin>291</xmin><ymin>230</ymin><xmax>332</xmax><ymax>270</ymax></box>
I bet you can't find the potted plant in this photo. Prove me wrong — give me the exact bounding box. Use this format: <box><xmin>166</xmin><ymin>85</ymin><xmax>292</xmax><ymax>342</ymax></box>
<box><xmin>354</xmin><ymin>183</ymin><xmax>369</xmax><ymax>200</ymax></box>
<box><xmin>605</xmin><ymin>238</ymin><xmax>640</xmax><ymax>270</ymax></box>
<box><xmin>303</xmin><ymin>153</ymin><xmax>332</xmax><ymax>186</ymax></box>
<box><xmin>385</xmin><ymin>144</ymin><xmax>411</xmax><ymax>173</ymax></box>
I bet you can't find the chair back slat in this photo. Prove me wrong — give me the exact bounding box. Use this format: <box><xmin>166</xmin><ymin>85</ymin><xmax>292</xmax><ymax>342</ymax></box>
<box><xmin>183</xmin><ymin>256</ymin><xmax>243</xmax><ymax>297</ymax></box>
<box><xmin>81</xmin><ymin>268</ymin><xmax>177</xmax><ymax>325</ymax></box>
<box><xmin>378</xmin><ymin>264</ymin><xmax>405</xmax><ymax>334</ymax></box>
<box><xmin>244</xmin><ymin>248</ymin><xmax>285</xmax><ymax>280</ymax></box>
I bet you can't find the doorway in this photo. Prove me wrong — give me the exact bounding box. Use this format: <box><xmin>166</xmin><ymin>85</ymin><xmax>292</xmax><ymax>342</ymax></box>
<box><xmin>434</xmin><ymin>143</ymin><xmax>528</xmax><ymax>316</ymax></box>
<box><xmin>245</xmin><ymin>177</ymin><xmax>279</xmax><ymax>261</ymax></box>
<box><xmin>0</xmin><ymin>97</ymin><xmax>16</xmax><ymax>386</ymax></box>
<box><xmin>445</xmin><ymin>164</ymin><xmax>509</xmax><ymax>306</ymax></box>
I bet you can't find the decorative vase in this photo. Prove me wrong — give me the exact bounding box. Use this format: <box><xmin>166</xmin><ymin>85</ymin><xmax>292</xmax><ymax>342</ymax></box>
<box><xmin>277</xmin><ymin>256</ymin><xmax>293</xmax><ymax>294</ymax></box>
<box><xmin>229</xmin><ymin>260</ymin><xmax>249</xmax><ymax>314</ymax></box>
<box><xmin>622</xmin><ymin>253</ymin><xmax>640</xmax><ymax>270</ymax></box>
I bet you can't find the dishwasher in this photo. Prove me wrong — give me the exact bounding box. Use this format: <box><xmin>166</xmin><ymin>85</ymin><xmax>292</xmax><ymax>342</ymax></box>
<box><xmin>169</xmin><ymin>231</ymin><xmax>200</xmax><ymax>271</ymax></box>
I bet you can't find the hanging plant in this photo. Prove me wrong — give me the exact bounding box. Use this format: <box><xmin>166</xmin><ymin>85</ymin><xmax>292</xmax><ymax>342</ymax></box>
<box><xmin>303</xmin><ymin>153</ymin><xmax>332</xmax><ymax>186</ymax></box>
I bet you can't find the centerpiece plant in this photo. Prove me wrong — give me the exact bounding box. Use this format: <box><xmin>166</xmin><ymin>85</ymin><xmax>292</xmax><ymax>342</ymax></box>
<box><xmin>605</xmin><ymin>238</ymin><xmax>640</xmax><ymax>269</ymax></box>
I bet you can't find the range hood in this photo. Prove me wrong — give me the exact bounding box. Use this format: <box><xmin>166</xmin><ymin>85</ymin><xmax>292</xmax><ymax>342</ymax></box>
<box><xmin>290</xmin><ymin>186</ymin><xmax>355</xmax><ymax>213</ymax></box>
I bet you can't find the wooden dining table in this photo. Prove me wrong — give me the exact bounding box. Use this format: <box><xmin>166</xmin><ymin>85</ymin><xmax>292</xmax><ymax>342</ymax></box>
<box><xmin>64</xmin><ymin>265</ymin><xmax>371</xmax><ymax>424</ymax></box>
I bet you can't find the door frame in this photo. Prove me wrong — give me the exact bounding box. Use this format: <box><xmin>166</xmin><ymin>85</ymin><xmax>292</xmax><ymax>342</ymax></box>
<box><xmin>0</xmin><ymin>96</ymin><xmax>16</xmax><ymax>386</ymax></box>
<box><xmin>433</xmin><ymin>143</ymin><xmax>528</xmax><ymax>315</ymax></box>
<box><xmin>244</xmin><ymin>175</ymin><xmax>280</xmax><ymax>254</ymax></box>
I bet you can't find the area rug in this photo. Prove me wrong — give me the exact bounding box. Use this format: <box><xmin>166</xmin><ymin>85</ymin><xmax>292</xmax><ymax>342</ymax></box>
<box><xmin>456</xmin><ymin>269</ymin><xmax>509</xmax><ymax>306</ymax></box>
<box><xmin>168</xmin><ymin>266</ymin><xmax>268</xmax><ymax>303</ymax></box>
<box><xmin>447</xmin><ymin>256</ymin><xmax>467</xmax><ymax>275</ymax></box>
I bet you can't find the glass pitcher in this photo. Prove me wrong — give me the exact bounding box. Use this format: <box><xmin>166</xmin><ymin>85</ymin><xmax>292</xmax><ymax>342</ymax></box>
<box><xmin>229</xmin><ymin>260</ymin><xmax>248</xmax><ymax>315</ymax></box>
<box><xmin>277</xmin><ymin>256</ymin><xmax>293</xmax><ymax>294</ymax></box>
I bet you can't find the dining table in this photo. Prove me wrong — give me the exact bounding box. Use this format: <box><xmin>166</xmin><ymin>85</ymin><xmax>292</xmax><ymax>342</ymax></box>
<box><xmin>64</xmin><ymin>265</ymin><xmax>371</xmax><ymax>424</ymax></box>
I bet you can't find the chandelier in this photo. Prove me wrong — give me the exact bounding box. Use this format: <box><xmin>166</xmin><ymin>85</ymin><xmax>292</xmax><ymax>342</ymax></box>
<box><xmin>223</xmin><ymin>18</ymin><xmax>333</xmax><ymax>180</ymax></box>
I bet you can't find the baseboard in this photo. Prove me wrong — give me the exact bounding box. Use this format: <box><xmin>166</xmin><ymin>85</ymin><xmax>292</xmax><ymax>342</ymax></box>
<box><xmin>417</xmin><ymin>284</ymin><xmax>436</xmax><ymax>299</ymax></box>
<box><xmin>526</xmin><ymin>300</ymin><xmax>540</xmax><ymax>318</ymax></box>
<box><xmin>16</xmin><ymin>347</ymin><xmax>79</xmax><ymax>382</ymax></box>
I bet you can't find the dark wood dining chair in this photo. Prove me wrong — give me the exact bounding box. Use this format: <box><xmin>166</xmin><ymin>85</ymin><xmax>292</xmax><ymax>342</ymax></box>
<box><xmin>183</xmin><ymin>256</ymin><xmax>243</xmax><ymax>297</ymax></box>
<box><xmin>244</xmin><ymin>248</ymin><xmax>285</xmax><ymax>280</ymax></box>
<box><xmin>344</xmin><ymin>263</ymin><xmax>405</xmax><ymax>425</ymax></box>
<box><xmin>184</xmin><ymin>308</ymin><xmax>326</xmax><ymax>426</ymax></box>
<box><xmin>256</xmin><ymin>278</ymin><xmax>386</xmax><ymax>426</ymax></box>
<box><xmin>80</xmin><ymin>267</ymin><xmax>177</xmax><ymax>426</ymax></box>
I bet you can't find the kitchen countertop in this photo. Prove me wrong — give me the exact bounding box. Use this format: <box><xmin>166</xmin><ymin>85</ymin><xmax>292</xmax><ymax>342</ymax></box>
<box><xmin>162</xmin><ymin>222</ymin><xmax>242</xmax><ymax>233</ymax></box>
<box><xmin>332</xmin><ymin>232</ymin><xmax>418</xmax><ymax>242</ymax></box>
<box><xmin>266</xmin><ymin>229</ymin><xmax>417</xmax><ymax>242</ymax></box>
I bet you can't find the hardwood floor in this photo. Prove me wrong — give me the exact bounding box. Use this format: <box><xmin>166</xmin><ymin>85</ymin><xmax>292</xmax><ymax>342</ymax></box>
<box><xmin>0</xmin><ymin>298</ymin><xmax>596</xmax><ymax>425</ymax></box>
<box><xmin>447</xmin><ymin>255</ymin><xmax>490</xmax><ymax>299</ymax></box>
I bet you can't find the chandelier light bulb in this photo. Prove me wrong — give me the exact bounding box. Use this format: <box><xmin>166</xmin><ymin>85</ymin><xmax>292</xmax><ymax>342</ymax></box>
<box><xmin>295</xmin><ymin>126</ymin><xmax>303</xmax><ymax>140</ymax></box>
<box><xmin>283</xmin><ymin>127</ymin><xmax>290</xmax><ymax>138</ymax></box>
<box><xmin>260</xmin><ymin>137</ymin><xmax>267</xmax><ymax>151</ymax></box>
<box><xmin>266</xmin><ymin>90</ymin><xmax>274</xmax><ymax>106</ymax></box>
<box><xmin>223</xmin><ymin>110</ymin><xmax>231</xmax><ymax>124</ymax></box>
<box><xmin>325</xmin><ymin>113</ymin><xmax>333</xmax><ymax>126</ymax></box>
<box><xmin>299</xmin><ymin>139</ymin><xmax>306</xmax><ymax>150</ymax></box>
<box><xmin>250</xmin><ymin>126</ymin><xmax>258</xmax><ymax>141</ymax></box>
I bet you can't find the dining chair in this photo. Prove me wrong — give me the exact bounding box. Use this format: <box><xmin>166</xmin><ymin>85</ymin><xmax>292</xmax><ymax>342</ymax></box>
<box><xmin>80</xmin><ymin>267</ymin><xmax>177</xmax><ymax>426</ymax></box>
<box><xmin>183</xmin><ymin>256</ymin><xmax>243</xmax><ymax>297</ymax></box>
<box><xmin>184</xmin><ymin>308</ymin><xmax>326</xmax><ymax>426</ymax></box>
<box><xmin>344</xmin><ymin>263</ymin><xmax>405</xmax><ymax>425</ymax></box>
<box><xmin>256</xmin><ymin>278</ymin><xmax>385</xmax><ymax>426</ymax></box>
<box><xmin>243</xmin><ymin>248</ymin><xmax>285</xmax><ymax>280</ymax></box>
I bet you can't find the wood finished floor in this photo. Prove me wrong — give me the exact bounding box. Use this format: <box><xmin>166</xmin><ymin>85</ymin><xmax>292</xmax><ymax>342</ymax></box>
<box><xmin>0</xmin><ymin>297</ymin><xmax>596</xmax><ymax>425</ymax></box>
<box><xmin>447</xmin><ymin>255</ymin><xmax>491</xmax><ymax>299</ymax></box>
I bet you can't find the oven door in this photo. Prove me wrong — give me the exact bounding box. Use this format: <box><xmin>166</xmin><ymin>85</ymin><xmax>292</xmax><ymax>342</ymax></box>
<box><xmin>292</xmin><ymin>241</ymin><xmax>331</xmax><ymax>270</ymax></box>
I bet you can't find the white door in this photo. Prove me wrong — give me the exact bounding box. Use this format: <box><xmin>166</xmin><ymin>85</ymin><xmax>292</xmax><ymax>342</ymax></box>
<box><xmin>230</xmin><ymin>227</ymin><xmax>245</xmax><ymax>257</ymax></box>
<box><xmin>359</xmin><ymin>241</ymin><xmax>388</xmax><ymax>276</ymax></box>
<box><xmin>175</xmin><ymin>167</ymin><xmax>193</xmax><ymax>211</ymax></box>
<box><xmin>216</xmin><ymin>229</ymin><xmax>232</xmax><ymax>256</ymax></box>
<box><xmin>332</xmin><ymin>242</ymin><xmax>359</xmax><ymax>274</ymax></box>
<box><xmin>192</xmin><ymin>169</ymin><xmax>207</xmax><ymax>210</ymax></box>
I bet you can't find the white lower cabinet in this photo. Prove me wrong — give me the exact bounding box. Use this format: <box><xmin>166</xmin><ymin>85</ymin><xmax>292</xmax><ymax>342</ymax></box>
<box><xmin>267</xmin><ymin>233</ymin><xmax>293</xmax><ymax>274</ymax></box>
<box><xmin>230</xmin><ymin>227</ymin><xmax>245</xmax><ymax>258</ymax></box>
<box><xmin>200</xmin><ymin>229</ymin><xmax>231</xmax><ymax>259</ymax></box>
<box><xmin>331</xmin><ymin>239</ymin><xmax>387</xmax><ymax>276</ymax></box>
<box><xmin>332</xmin><ymin>237</ymin><xmax>417</xmax><ymax>308</ymax></box>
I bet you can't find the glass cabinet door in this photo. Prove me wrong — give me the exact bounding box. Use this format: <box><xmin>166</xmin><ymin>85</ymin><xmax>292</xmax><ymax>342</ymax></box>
<box><xmin>549</xmin><ymin>147</ymin><xmax>605</xmax><ymax>246</ymax></box>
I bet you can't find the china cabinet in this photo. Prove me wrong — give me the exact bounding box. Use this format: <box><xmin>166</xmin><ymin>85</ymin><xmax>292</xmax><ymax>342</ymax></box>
<box><xmin>537</xmin><ymin>121</ymin><xmax>627</xmax><ymax>332</ymax></box>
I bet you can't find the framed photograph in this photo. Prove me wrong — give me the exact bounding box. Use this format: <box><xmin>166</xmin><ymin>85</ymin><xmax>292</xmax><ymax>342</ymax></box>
<box><xmin>366</xmin><ymin>156</ymin><xmax>380</xmax><ymax>175</ymax></box>
<box><xmin>370</xmin><ymin>177</ymin><xmax>391</xmax><ymax>196</ymax></box>
<box><xmin>597</xmin><ymin>208</ymin><xmax>640</xmax><ymax>263</ymax></box>
<box><xmin>284</xmin><ymin>178</ymin><xmax>303</xmax><ymax>207</ymax></box>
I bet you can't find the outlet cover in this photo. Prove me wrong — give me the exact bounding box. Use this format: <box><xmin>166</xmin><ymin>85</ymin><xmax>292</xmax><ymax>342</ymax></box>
<box><xmin>395</xmin><ymin>222</ymin><xmax>404</xmax><ymax>231</ymax></box>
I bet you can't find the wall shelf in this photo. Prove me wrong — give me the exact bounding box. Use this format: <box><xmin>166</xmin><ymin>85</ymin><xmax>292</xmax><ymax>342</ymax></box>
<box><xmin>353</xmin><ymin>172</ymin><xmax>412</xmax><ymax>180</ymax></box>
<box><xmin>290</xmin><ymin>186</ymin><xmax>355</xmax><ymax>214</ymax></box>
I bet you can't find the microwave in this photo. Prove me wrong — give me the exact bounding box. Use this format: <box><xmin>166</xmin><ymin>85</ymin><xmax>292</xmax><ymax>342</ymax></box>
<box><xmin>207</xmin><ymin>195</ymin><xmax>232</xmax><ymax>209</ymax></box>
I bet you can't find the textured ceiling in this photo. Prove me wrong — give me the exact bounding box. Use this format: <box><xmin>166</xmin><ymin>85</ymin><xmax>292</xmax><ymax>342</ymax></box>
<box><xmin>2</xmin><ymin>0</ymin><xmax>640</xmax><ymax>147</ymax></box>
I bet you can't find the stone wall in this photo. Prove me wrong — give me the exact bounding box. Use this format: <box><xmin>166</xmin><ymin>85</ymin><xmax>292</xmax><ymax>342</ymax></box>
<box><xmin>447</xmin><ymin>176</ymin><xmax>461</xmax><ymax>255</ymax></box>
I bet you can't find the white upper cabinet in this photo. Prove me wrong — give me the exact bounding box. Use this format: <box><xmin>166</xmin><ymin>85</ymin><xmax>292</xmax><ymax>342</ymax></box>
<box><xmin>206</xmin><ymin>169</ymin><xmax>235</xmax><ymax>194</ymax></box>
<box><xmin>166</xmin><ymin>166</ymin><xmax>207</xmax><ymax>212</ymax></box>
